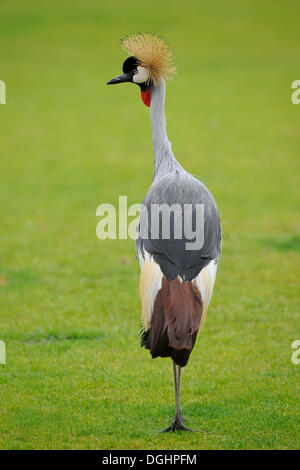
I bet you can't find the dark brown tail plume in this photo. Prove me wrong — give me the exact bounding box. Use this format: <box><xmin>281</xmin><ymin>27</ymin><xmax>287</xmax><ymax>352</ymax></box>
<box><xmin>150</xmin><ymin>277</ymin><xmax>202</xmax><ymax>367</ymax></box>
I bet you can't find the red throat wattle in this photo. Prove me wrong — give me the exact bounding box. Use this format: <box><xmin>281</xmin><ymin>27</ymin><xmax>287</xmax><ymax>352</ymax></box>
<box><xmin>141</xmin><ymin>88</ymin><xmax>151</xmax><ymax>107</ymax></box>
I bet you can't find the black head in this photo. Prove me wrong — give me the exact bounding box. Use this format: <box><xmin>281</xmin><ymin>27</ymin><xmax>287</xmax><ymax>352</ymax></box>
<box><xmin>106</xmin><ymin>57</ymin><xmax>139</xmax><ymax>85</ymax></box>
<box><xmin>122</xmin><ymin>56</ymin><xmax>140</xmax><ymax>75</ymax></box>
<box><xmin>107</xmin><ymin>56</ymin><xmax>153</xmax><ymax>106</ymax></box>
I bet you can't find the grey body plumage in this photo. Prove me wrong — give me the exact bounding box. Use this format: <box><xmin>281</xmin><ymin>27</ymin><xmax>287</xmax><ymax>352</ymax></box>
<box><xmin>136</xmin><ymin>80</ymin><xmax>222</xmax><ymax>281</ymax></box>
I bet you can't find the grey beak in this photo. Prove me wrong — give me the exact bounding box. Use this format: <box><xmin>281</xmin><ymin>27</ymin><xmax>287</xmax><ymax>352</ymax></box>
<box><xmin>107</xmin><ymin>72</ymin><xmax>133</xmax><ymax>85</ymax></box>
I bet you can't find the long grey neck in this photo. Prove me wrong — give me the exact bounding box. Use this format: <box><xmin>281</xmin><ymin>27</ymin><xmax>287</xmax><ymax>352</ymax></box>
<box><xmin>150</xmin><ymin>80</ymin><xmax>182</xmax><ymax>179</ymax></box>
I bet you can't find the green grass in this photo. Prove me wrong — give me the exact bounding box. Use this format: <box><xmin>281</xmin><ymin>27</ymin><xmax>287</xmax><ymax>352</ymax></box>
<box><xmin>0</xmin><ymin>0</ymin><xmax>299</xmax><ymax>450</ymax></box>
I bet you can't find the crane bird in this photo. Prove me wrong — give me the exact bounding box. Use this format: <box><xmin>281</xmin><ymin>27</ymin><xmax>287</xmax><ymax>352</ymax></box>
<box><xmin>107</xmin><ymin>33</ymin><xmax>221</xmax><ymax>432</ymax></box>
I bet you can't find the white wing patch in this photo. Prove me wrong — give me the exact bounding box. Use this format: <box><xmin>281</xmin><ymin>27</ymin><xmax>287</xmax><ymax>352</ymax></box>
<box><xmin>139</xmin><ymin>250</ymin><xmax>218</xmax><ymax>332</ymax></box>
<box><xmin>139</xmin><ymin>257</ymin><xmax>163</xmax><ymax>331</ymax></box>
<box><xmin>192</xmin><ymin>259</ymin><xmax>218</xmax><ymax>328</ymax></box>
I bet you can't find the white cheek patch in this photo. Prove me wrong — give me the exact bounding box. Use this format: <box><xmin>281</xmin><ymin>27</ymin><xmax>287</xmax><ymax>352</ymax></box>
<box><xmin>133</xmin><ymin>66</ymin><xmax>150</xmax><ymax>84</ymax></box>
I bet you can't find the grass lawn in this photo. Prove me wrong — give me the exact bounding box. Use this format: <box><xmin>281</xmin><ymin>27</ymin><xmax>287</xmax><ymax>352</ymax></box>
<box><xmin>0</xmin><ymin>0</ymin><xmax>299</xmax><ymax>450</ymax></box>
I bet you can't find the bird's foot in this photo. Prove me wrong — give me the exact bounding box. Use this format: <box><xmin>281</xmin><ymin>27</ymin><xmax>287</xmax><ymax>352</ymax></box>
<box><xmin>158</xmin><ymin>413</ymin><xmax>195</xmax><ymax>432</ymax></box>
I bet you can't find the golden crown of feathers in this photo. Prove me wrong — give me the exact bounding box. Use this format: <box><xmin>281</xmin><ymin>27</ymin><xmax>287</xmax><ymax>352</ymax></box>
<box><xmin>121</xmin><ymin>32</ymin><xmax>176</xmax><ymax>86</ymax></box>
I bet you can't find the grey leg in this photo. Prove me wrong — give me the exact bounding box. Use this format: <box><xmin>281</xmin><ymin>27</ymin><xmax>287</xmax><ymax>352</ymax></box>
<box><xmin>158</xmin><ymin>361</ymin><xmax>194</xmax><ymax>432</ymax></box>
<box><xmin>176</xmin><ymin>365</ymin><xmax>185</xmax><ymax>422</ymax></box>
